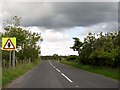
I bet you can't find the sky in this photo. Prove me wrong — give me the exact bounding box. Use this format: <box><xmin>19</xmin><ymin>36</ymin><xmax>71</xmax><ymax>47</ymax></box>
<box><xmin>0</xmin><ymin>1</ymin><xmax>118</xmax><ymax>56</ymax></box>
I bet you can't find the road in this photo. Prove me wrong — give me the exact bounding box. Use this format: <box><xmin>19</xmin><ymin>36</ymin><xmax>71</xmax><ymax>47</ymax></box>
<box><xmin>6</xmin><ymin>60</ymin><xmax>118</xmax><ymax>88</ymax></box>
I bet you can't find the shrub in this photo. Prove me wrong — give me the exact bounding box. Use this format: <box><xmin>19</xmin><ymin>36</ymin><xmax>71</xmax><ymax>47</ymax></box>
<box><xmin>67</xmin><ymin>55</ymin><xmax>77</xmax><ymax>61</ymax></box>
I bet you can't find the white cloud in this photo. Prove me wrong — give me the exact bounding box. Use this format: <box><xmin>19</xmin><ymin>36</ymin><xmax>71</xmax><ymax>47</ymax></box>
<box><xmin>26</xmin><ymin>26</ymin><xmax>42</xmax><ymax>34</ymax></box>
<box><xmin>63</xmin><ymin>22</ymin><xmax>118</xmax><ymax>43</ymax></box>
<box><xmin>26</xmin><ymin>21</ymin><xmax>118</xmax><ymax>56</ymax></box>
<box><xmin>83</xmin><ymin>22</ymin><xmax>118</xmax><ymax>34</ymax></box>
<box><xmin>43</xmin><ymin>30</ymin><xmax>70</xmax><ymax>42</ymax></box>
<box><xmin>41</xmin><ymin>40</ymin><xmax>78</xmax><ymax>56</ymax></box>
<box><xmin>26</xmin><ymin>26</ymin><xmax>78</xmax><ymax>56</ymax></box>
<box><xmin>41</xmin><ymin>29</ymin><xmax>78</xmax><ymax>55</ymax></box>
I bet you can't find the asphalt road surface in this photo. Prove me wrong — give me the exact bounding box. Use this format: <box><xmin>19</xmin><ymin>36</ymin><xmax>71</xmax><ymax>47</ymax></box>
<box><xmin>6</xmin><ymin>60</ymin><xmax>118</xmax><ymax>88</ymax></box>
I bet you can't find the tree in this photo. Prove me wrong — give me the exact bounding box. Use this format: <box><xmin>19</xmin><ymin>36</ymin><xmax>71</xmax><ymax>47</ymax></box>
<box><xmin>70</xmin><ymin>37</ymin><xmax>83</xmax><ymax>55</ymax></box>
<box><xmin>70</xmin><ymin>31</ymin><xmax>119</xmax><ymax>68</ymax></box>
<box><xmin>2</xmin><ymin>16</ymin><xmax>42</xmax><ymax>67</ymax></box>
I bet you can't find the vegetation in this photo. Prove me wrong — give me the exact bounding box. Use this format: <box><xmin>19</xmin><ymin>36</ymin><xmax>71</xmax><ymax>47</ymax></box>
<box><xmin>2</xmin><ymin>16</ymin><xmax>119</xmax><ymax>86</ymax></box>
<box><xmin>66</xmin><ymin>55</ymin><xmax>78</xmax><ymax>61</ymax></box>
<box><xmin>2</xmin><ymin>60</ymin><xmax>40</xmax><ymax>87</ymax></box>
<box><xmin>2</xmin><ymin>16</ymin><xmax>43</xmax><ymax>68</ymax></box>
<box><xmin>41</xmin><ymin>55</ymin><xmax>66</xmax><ymax>60</ymax></box>
<box><xmin>2</xmin><ymin>16</ymin><xmax>43</xmax><ymax>86</ymax></box>
<box><xmin>70</xmin><ymin>32</ymin><xmax>120</xmax><ymax>68</ymax></box>
<box><xmin>60</xmin><ymin>31</ymin><xmax>119</xmax><ymax>80</ymax></box>
<box><xmin>61</xmin><ymin>60</ymin><xmax>119</xmax><ymax>80</ymax></box>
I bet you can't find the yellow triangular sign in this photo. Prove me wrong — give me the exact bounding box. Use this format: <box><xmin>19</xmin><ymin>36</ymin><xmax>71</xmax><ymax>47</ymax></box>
<box><xmin>3</xmin><ymin>39</ymin><xmax>15</xmax><ymax>50</ymax></box>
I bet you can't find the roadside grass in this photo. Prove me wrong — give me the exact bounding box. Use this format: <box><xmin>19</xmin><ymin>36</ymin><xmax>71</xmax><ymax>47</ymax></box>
<box><xmin>2</xmin><ymin>60</ymin><xmax>40</xmax><ymax>87</ymax></box>
<box><xmin>60</xmin><ymin>60</ymin><xmax>119</xmax><ymax>80</ymax></box>
<box><xmin>0</xmin><ymin>68</ymin><xmax>2</xmax><ymax>89</ymax></box>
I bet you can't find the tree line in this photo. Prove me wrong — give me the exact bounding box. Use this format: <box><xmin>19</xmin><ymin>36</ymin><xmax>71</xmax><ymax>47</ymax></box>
<box><xmin>70</xmin><ymin>31</ymin><xmax>120</xmax><ymax>68</ymax></box>
<box><xmin>2</xmin><ymin>16</ymin><xmax>43</xmax><ymax>68</ymax></box>
<box><xmin>41</xmin><ymin>54</ymin><xmax>65</xmax><ymax>60</ymax></box>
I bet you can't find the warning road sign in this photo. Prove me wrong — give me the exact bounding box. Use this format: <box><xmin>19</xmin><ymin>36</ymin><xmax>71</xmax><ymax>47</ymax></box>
<box><xmin>2</xmin><ymin>38</ymin><xmax>16</xmax><ymax>50</ymax></box>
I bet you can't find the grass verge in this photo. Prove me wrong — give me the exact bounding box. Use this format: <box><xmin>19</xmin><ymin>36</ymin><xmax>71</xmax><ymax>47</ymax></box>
<box><xmin>2</xmin><ymin>60</ymin><xmax>40</xmax><ymax>87</ymax></box>
<box><xmin>0</xmin><ymin>68</ymin><xmax>2</xmax><ymax>89</ymax></box>
<box><xmin>61</xmin><ymin>60</ymin><xmax>119</xmax><ymax>80</ymax></box>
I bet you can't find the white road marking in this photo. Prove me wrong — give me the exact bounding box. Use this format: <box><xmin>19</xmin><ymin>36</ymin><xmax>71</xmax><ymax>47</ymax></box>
<box><xmin>49</xmin><ymin>60</ymin><xmax>51</xmax><ymax>64</ymax></box>
<box><xmin>49</xmin><ymin>60</ymin><xmax>73</xmax><ymax>83</ymax></box>
<box><xmin>76</xmin><ymin>85</ymin><xmax>79</xmax><ymax>88</ymax></box>
<box><xmin>61</xmin><ymin>73</ymin><xmax>73</xmax><ymax>83</ymax></box>
<box><xmin>49</xmin><ymin>61</ymin><xmax>56</xmax><ymax>68</ymax></box>
<box><xmin>53</xmin><ymin>66</ymin><xmax>56</xmax><ymax>68</ymax></box>
<box><xmin>56</xmin><ymin>68</ymin><xmax>60</xmax><ymax>72</ymax></box>
<box><xmin>49</xmin><ymin>61</ymin><xmax>52</xmax><ymax>65</ymax></box>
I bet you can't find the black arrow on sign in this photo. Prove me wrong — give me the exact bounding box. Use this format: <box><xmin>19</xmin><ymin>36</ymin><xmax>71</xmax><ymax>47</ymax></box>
<box><xmin>8</xmin><ymin>42</ymin><xmax>11</xmax><ymax>48</ymax></box>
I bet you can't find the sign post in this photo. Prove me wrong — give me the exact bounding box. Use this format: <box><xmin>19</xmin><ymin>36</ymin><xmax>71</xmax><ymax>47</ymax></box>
<box><xmin>13</xmin><ymin>50</ymin><xmax>15</xmax><ymax>69</ymax></box>
<box><xmin>2</xmin><ymin>38</ymin><xmax>16</xmax><ymax>68</ymax></box>
<box><xmin>9</xmin><ymin>51</ymin><xmax>12</xmax><ymax>68</ymax></box>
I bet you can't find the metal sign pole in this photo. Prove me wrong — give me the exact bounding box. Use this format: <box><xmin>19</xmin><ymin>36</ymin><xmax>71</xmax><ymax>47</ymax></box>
<box><xmin>9</xmin><ymin>50</ymin><xmax>11</xmax><ymax>68</ymax></box>
<box><xmin>12</xmin><ymin>50</ymin><xmax>15</xmax><ymax>69</ymax></box>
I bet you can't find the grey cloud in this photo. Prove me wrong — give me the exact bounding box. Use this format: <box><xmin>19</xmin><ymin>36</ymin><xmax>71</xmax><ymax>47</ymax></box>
<box><xmin>3</xmin><ymin>2</ymin><xmax>118</xmax><ymax>29</ymax></box>
<box><xmin>51</xmin><ymin>2</ymin><xmax>118</xmax><ymax>28</ymax></box>
<box><xmin>87</xmin><ymin>22</ymin><xmax>118</xmax><ymax>34</ymax></box>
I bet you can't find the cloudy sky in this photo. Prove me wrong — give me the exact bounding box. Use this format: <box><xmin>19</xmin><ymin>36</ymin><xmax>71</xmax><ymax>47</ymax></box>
<box><xmin>0</xmin><ymin>1</ymin><xmax>118</xmax><ymax>56</ymax></box>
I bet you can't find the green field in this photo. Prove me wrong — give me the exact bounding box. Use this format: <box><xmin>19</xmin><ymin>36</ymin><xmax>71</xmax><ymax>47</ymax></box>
<box><xmin>2</xmin><ymin>60</ymin><xmax>40</xmax><ymax>87</ymax></box>
<box><xmin>61</xmin><ymin>60</ymin><xmax>119</xmax><ymax>80</ymax></box>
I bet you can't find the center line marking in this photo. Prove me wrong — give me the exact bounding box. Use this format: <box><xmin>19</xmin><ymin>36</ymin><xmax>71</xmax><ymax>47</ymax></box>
<box><xmin>61</xmin><ymin>73</ymin><xmax>73</xmax><ymax>83</ymax></box>
<box><xmin>76</xmin><ymin>85</ymin><xmax>79</xmax><ymax>88</ymax></box>
<box><xmin>56</xmin><ymin>68</ymin><xmax>60</xmax><ymax>72</ymax></box>
<box><xmin>49</xmin><ymin>61</ymin><xmax>54</xmax><ymax>67</ymax></box>
<box><xmin>49</xmin><ymin>60</ymin><xmax>73</xmax><ymax>83</ymax></box>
